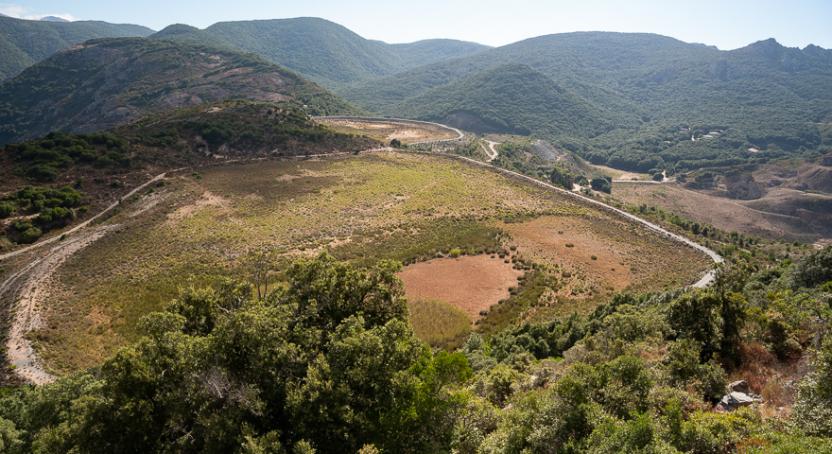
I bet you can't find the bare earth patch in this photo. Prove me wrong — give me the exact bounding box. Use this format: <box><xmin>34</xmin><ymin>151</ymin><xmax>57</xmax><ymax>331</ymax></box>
<box><xmin>166</xmin><ymin>191</ymin><xmax>230</xmax><ymax>223</ymax></box>
<box><xmin>318</xmin><ymin>118</ymin><xmax>458</xmax><ymax>144</ymax></box>
<box><xmin>398</xmin><ymin>255</ymin><xmax>522</xmax><ymax>320</ymax></box>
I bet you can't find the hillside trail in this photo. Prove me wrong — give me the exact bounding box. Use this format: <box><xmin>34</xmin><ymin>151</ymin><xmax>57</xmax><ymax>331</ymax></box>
<box><xmin>481</xmin><ymin>140</ymin><xmax>500</xmax><ymax>162</ymax></box>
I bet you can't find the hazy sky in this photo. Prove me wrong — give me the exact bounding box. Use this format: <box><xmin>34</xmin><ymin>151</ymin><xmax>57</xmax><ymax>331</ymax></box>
<box><xmin>2</xmin><ymin>0</ymin><xmax>831</xmax><ymax>50</ymax></box>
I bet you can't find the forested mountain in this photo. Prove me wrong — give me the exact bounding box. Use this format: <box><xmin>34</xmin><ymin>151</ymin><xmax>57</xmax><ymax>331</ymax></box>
<box><xmin>340</xmin><ymin>32</ymin><xmax>832</xmax><ymax>170</ymax></box>
<box><xmin>151</xmin><ymin>17</ymin><xmax>489</xmax><ymax>86</ymax></box>
<box><xmin>0</xmin><ymin>15</ymin><xmax>153</xmax><ymax>80</ymax></box>
<box><xmin>0</xmin><ymin>37</ymin><xmax>356</xmax><ymax>145</ymax></box>
<box><xmin>395</xmin><ymin>64</ymin><xmax>621</xmax><ymax>138</ymax></box>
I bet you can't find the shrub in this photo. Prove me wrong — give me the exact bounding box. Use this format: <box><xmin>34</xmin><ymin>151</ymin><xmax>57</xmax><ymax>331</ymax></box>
<box><xmin>17</xmin><ymin>226</ymin><xmax>43</xmax><ymax>244</ymax></box>
<box><xmin>794</xmin><ymin>336</ymin><xmax>832</xmax><ymax>436</ymax></box>
<box><xmin>591</xmin><ymin>177</ymin><xmax>612</xmax><ymax>194</ymax></box>
<box><xmin>0</xmin><ymin>202</ymin><xmax>14</xmax><ymax>218</ymax></box>
<box><xmin>792</xmin><ymin>246</ymin><xmax>832</xmax><ymax>288</ymax></box>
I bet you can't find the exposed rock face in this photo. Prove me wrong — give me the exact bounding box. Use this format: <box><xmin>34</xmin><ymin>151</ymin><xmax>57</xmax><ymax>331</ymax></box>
<box><xmin>728</xmin><ymin>379</ymin><xmax>750</xmax><ymax>394</ymax></box>
<box><xmin>716</xmin><ymin>379</ymin><xmax>762</xmax><ymax>411</ymax></box>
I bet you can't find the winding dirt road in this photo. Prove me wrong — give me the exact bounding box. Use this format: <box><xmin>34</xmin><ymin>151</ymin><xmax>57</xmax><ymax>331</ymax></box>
<box><xmin>481</xmin><ymin>140</ymin><xmax>500</xmax><ymax>162</ymax></box>
<box><xmin>1</xmin><ymin>226</ymin><xmax>118</xmax><ymax>384</ymax></box>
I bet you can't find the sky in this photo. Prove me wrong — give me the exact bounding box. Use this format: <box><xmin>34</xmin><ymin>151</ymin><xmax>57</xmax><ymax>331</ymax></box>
<box><xmin>2</xmin><ymin>0</ymin><xmax>831</xmax><ymax>50</ymax></box>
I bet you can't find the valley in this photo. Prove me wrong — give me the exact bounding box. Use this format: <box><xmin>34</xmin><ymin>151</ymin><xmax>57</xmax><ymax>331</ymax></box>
<box><xmin>4</xmin><ymin>149</ymin><xmax>709</xmax><ymax>378</ymax></box>
<box><xmin>1</xmin><ymin>8</ymin><xmax>831</xmax><ymax>452</ymax></box>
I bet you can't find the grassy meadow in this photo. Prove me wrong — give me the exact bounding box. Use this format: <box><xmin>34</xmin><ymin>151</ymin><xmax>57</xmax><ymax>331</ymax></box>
<box><xmin>33</xmin><ymin>151</ymin><xmax>709</xmax><ymax>374</ymax></box>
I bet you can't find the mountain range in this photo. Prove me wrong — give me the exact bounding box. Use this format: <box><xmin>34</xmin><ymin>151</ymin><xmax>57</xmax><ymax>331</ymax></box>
<box><xmin>340</xmin><ymin>32</ymin><xmax>832</xmax><ymax>169</ymax></box>
<box><xmin>0</xmin><ymin>37</ymin><xmax>353</xmax><ymax>144</ymax></box>
<box><xmin>1</xmin><ymin>15</ymin><xmax>831</xmax><ymax>171</ymax></box>
<box><xmin>151</xmin><ymin>17</ymin><xmax>490</xmax><ymax>86</ymax></box>
<box><xmin>0</xmin><ymin>15</ymin><xmax>153</xmax><ymax>80</ymax></box>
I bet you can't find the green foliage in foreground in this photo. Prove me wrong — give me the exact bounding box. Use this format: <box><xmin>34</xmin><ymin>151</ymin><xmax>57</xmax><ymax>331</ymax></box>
<box><xmin>0</xmin><ymin>255</ymin><xmax>471</xmax><ymax>453</ymax></box>
<box><xmin>2</xmin><ymin>248</ymin><xmax>832</xmax><ymax>453</ymax></box>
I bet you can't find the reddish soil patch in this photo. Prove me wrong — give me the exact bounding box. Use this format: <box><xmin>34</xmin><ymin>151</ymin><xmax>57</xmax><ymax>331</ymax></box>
<box><xmin>399</xmin><ymin>255</ymin><xmax>522</xmax><ymax>320</ymax></box>
<box><xmin>503</xmin><ymin>216</ymin><xmax>634</xmax><ymax>294</ymax></box>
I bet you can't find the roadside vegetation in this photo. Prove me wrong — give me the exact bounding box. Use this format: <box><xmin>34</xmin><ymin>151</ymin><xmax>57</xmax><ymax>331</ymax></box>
<box><xmin>0</xmin><ymin>186</ymin><xmax>85</xmax><ymax>246</ymax></box>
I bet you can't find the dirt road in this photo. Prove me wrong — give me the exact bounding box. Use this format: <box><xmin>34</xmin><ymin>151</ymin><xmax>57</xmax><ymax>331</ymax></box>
<box><xmin>481</xmin><ymin>140</ymin><xmax>500</xmax><ymax>162</ymax></box>
<box><xmin>2</xmin><ymin>225</ymin><xmax>118</xmax><ymax>384</ymax></box>
<box><xmin>315</xmin><ymin>116</ymin><xmax>464</xmax><ymax>145</ymax></box>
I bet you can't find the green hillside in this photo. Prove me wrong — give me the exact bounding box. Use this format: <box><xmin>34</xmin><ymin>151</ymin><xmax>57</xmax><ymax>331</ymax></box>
<box><xmin>340</xmin><ymin>32</ymin><xmax>832</xmax><ymax>170</ymax></box>
<box><xmin>152</xmin><ymin>17</ymin><xmax>489</xmax><ymax>87</ymax></box>
<box><xmin>0</xmin><ymin>37</ymin><xmax>356</xmax><ymax>145</ymax></box>
<box><xmin>0</xmin><ymin>15</ymin><xmax>153</xmax><ymax>80</ymax></box>
<box><xmin>396</xmin><ymin>64</ymin><xmax>618</xmax><ymax>138</ymax></box>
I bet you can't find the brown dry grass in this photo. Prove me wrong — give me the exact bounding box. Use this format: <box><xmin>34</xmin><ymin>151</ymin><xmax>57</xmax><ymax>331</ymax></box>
<box><xmin>317</xmin><ymin>118</ymin><xmax>457</xmax><ymax>144</ymax></box>
<box><xmin>502</xmin><ymin>214</ymin><xmax>710</xmax><ymax>305</ymax></box>
<box><xmin>613</xmin><ymin>182</ymin><xmax>829</xmax><ymax>242</ymax></box>
<box><xmin>731</xmin><ymin>342</ymin><xmax>805</xmax><ymax>419</ymax></box>
<box><xmin>398</xmin><ymin>255</ymin><xmax>522</xmax><ymax>320</ymax></box>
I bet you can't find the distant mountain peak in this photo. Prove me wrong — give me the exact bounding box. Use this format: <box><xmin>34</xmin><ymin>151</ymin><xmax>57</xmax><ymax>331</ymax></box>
<box><xmin>40</xmin><ymin>16</ymin><xmax>70</xmax><ymax>23</ymax></box>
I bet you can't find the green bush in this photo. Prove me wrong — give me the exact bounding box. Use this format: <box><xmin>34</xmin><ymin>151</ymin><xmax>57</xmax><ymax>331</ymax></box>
<box><xmin>792</xmin><ymin>246</ymin><xmax>832</xmax><ymax>288</ymax></box>
<box><xmin>0</xmin><ymin>202</ymin><xmax>14</xmax><ymax>218</ymax></box>
<box><xmin>591</xmin><ymin>177</ymin><xmax>612</xmax><ymax>194</ymax></box>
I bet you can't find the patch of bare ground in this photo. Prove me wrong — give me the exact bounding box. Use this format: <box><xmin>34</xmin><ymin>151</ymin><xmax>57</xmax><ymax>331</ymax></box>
<box><xmin>3</xmin><ymin>225</ymin><xmax>117</xmax><ymax>384</ymax></box>
<box><xmin>318</xmin><ymin>118</ymin><xmax>457</xmax><ymax>144</ymax></box>
<box><xmin>398</xmin><ymin>255</ymin><xmax>522</xmax><ymax>320</ymax></box>
<box><xmin>502</xmin><ymin>214</ymin><xmax>709</xmax><ymax>303</ymax></box>
<box><xmin>166</xmin><ymin>191</ymin><xmax>230</xmax><ymax>223</ymax></box>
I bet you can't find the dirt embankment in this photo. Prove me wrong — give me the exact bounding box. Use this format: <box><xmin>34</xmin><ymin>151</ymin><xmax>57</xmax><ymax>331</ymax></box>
<box><xmin>2</xmin><ymin>225</ymin><xmax>118</xmax><ymax>384</ymax></box>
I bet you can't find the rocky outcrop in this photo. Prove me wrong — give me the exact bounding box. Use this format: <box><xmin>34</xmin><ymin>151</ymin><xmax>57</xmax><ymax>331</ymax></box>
<box><xmin>715</xmin><ymin>380</ymin><xmax>762</xmax><ymax>411</ymax></box>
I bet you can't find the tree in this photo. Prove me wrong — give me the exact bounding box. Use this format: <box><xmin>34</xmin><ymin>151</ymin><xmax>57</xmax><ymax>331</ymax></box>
<box><xmin>0</xmin><ymin>254</ymin><xmax>465</xmax><ymax>453</ymax></box>
<box><xmin>666</xmin><ymin>290</ymin><xmax>746</xmax><ymax>366</ymax></box>
<box><xmin>549</xmin><ymin>167</ymin><xmax>575</xmax><ymax>189</ymax></box>
<box><xmin>591</xmin><ymin>177</ymin><xmax>612</xmax><ymax>194</ymax></box>
<box><xmin>795</xmin><ymin>335</ymin><xmax>832</xmax><ymax>436</ymax></box>
<box><xmin>793</xmin><ymin>246</ymin><xmax>832</xmax><ymax>288</ymax></box>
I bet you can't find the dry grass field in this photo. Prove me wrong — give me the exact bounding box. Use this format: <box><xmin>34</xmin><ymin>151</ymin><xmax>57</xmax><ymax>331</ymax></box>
<box><xmin>613</xmin><ymin>182</ymin><xmax>831</xmax><ymax>242</ymax></box>
<box><xmin>316</xmin><ymin>118</ymin><xmax>458</xmax><ymax>144</ymax></box>
<box><xmin>24</xmin><ymin>151</ymin><xmax>709</xmax><ymax>374</ymax></box>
